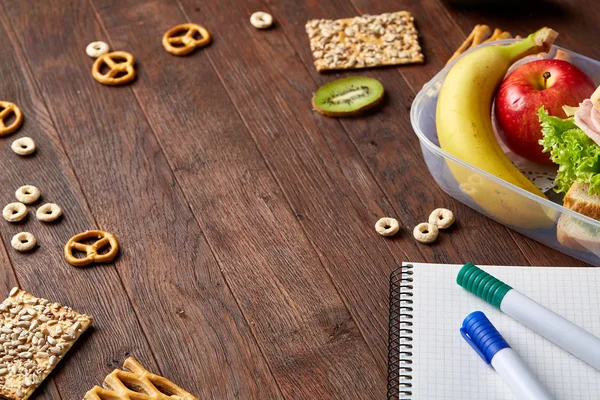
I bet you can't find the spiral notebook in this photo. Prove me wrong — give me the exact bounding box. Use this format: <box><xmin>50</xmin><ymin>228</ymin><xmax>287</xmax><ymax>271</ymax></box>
<box><xmin>387</xmin><ymin>263</ymin><xmax>600</xmax><ymax>399</ymax></box>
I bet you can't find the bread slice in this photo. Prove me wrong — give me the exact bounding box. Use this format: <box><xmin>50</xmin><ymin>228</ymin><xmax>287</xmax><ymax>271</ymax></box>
<box><xmin>557</xmin><ymin>182</ymin><xmax>600</xmax><ymax>253</ymax></box>
<box><xmin>557</xmin><ymin>214</ymin><xmax>600</xmax><ymax>253</ymax></box>
<box><xmin>563</xmin><ymin>182</ymin><xmax>600</xmax><ymax>220</ymax></box>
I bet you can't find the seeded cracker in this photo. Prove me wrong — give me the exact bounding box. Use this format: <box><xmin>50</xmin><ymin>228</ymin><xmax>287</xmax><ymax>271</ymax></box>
<box><xmin>0</xmin><ymin>288</ymin><xmax>92</xmax><ymax>400</ymax></box>
<box><xmin>306</xmin><ymin>11</ymin><xmax>423</xmax><ymax>72</ymax></box>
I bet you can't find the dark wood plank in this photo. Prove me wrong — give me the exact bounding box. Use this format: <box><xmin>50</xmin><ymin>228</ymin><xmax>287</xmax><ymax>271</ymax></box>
<box><xmin>2</xmin><ymin>0</ymin><xmax>282</xmax><ymax>398</ymax></box>
<box><xmin>265</xmin><ymin>0</ymin><xmax>588</xmax><ymax>267</ymax></box>
<box><xmin>0</xmin><ymin>8</ymin><xmax>162</xmax><ymax>399</ymax></box>
<box><xmin>174</xmin><ymin>0</ymin><xmax>424</xmax><ymax>367</ymax></box>
<box><xmin>87</xmin><ymin>0</ymin><xmax>386</xmax><ymax>397</ymax></box>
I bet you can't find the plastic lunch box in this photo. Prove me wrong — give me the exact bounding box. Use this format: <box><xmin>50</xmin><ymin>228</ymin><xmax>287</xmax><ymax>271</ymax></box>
<box><xmin>411</xmin><ymin>40</ymin><xmax>600</xmax><ymax>266</ymax></box>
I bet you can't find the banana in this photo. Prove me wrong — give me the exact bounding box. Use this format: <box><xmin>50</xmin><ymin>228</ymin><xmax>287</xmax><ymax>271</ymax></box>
<box><xmin>436</xmin><ymin>27</ymin><xmax>558</xmax><ymax>228</ymax></box>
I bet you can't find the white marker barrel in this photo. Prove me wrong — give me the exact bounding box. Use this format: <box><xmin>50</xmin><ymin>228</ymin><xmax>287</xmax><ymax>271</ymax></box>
<box><xmin>491</xmin><ymin>348</ymin><xmax>552</xmax><ymax>400</ymax></box>
<box><xmin>501</xmin><ymin>290</ymin><xmax>600</xmax><ymax>370</ymax></box>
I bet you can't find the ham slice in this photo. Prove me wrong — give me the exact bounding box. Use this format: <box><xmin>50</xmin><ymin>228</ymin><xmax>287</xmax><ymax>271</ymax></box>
<box><xmin>574</xmin><ymin>99</ymin><xmax>600</xmax><ymax>146</ymax></box>
<box><xmin>592</xmin><ymin>85</ymin><xmax>600</xmax><ymax>105</ymax></box>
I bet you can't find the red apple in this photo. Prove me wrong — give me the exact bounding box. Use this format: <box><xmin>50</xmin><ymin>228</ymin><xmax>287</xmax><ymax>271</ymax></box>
<box><xmin>495</xmin><ymin>59</ymin><xmax>596</xmax><ymax>164</ymax></box>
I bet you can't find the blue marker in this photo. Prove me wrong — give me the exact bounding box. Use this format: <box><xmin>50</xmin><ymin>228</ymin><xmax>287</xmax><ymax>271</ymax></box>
<box><xmin>461</xmin><ymin>311</ymin><xmax>552</xmax><ymax>400</ymax></box>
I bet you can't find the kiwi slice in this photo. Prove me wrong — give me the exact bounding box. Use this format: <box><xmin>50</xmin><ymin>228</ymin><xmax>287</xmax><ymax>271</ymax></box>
<box><xmin>312</xmin><ymin>76</ymin><xmax>384</xmax><ymax>117</ymax></box>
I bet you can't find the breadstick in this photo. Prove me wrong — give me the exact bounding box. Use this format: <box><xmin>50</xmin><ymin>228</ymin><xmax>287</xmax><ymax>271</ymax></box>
<box><xmin>447</xmin><ymin>24</ymin><xmax>491</xmax><ymax>65</ymax></box>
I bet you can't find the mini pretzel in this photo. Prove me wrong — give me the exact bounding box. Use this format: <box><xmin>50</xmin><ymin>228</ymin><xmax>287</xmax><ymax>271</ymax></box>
<box><xmin>375</xmin><ymin>217</ymin><xmax>400</xmax><ymax>237</ymax></box>
<box><xmin>64</xmin><ymin>230</ymin><xmax>119</xmax><ymax>267</ymax></box>
<box><xmin>0</xmin><ymin>101</ymin><xmax>24</xmax><ymax>137</ymax></box>
<box><xmin>413</xmin><ymin>222</ymin><xmax>439</xmax><ymax>244</ymax></box>
<box><xmin>428</xmin><ymin>208</ymin><xmax>455</xmax><ymax>229</ymax></box>
<box><xmin>92</xmin><ymin>51</ymin><xmax>136</xmax><ymax>86</ymax></box>
<box><xmin>162</xmin><ymin>23</ymin><xmax>211</xmax><ymax>56</ymax></box>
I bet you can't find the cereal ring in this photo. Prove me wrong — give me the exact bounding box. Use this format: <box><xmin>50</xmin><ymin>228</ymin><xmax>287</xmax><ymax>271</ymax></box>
<box><xmin>2</xmin><ymin>202</ymin><xmax>27</xmax><ymax>222</ymax></box>
<box><xmin>86</xmin><ymin>41</ymin><xmax>110</xmax><ymax>58</ymax></box>
<box><xmin>0</xmin><ymin>101</ymin><xmax>24</xmax><ymax>137</ymax></box>
<box><xmin>413</xmin><ymin>222</ymin><xmax>439</xmax><ymax>244</ymax></box>
<box><xmin>92</xmin><ymin>51</ymin><xmax>136</xmax><ymax>86</ymax></box>
<box><xmin>375</xmin><ymin>217</ymin><xmax>400</xmax><ymax>237</ymax></box>
<box><xmin>11</xmin><ymin>232</ymin><xmax>36</xmax><ymax>252</ymax></box>
<box><xmin>36</xmin><ymin>203</ymin><xmax>62</xmax><ymax>222</ymax></box>
<box><xmin>162</xmin><ymin>23</ymin><xmax>211</xmax><ymax>56</ymax></box>
<box><xmin>15</xmin><ymin>185</ymin><xmax>41</xmax><ymax>204</ymax></box>
<box><xmin>250</xmin><ymin>12</ymin><xmax>273</xmax><ymax>29</ymax></box>
<box><xmin>428</xmin><ymin>208</ymin><xmax>455</xmax><ymax>229</ymax></box>
<box><xmin>11</xmin><ymin>137</ymin><xmax>36</xmax><ymax>156</ymax></box>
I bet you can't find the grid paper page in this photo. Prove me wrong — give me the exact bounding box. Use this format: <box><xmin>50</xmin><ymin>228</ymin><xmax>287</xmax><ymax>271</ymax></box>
<box><xmin>403</xmin><ymin>263</ymin><xmax>600</xmax><ymax>399</ymax></box>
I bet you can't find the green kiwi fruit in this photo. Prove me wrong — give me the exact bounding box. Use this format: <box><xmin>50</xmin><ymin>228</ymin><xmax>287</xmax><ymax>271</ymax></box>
<box><xmin>312</xmin><ymin>76</ymin><xmax>384</xmax><ymax>117</ymax></box>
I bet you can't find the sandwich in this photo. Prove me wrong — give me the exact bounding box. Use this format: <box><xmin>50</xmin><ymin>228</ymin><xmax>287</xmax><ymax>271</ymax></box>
<box><xmin>538</xmin><ymin>85</ymin><xmax>600</xmax><ymax>252</ymax></box>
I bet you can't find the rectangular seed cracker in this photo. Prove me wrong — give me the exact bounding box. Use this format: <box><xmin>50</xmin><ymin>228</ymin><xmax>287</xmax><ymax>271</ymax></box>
<box><xmin>306</xmin><ymin>11</ymin><xmax>424</xmax><ymax>72</ymax></box>
<box><xmin>0</xmin><ymin>288</ymin><xmax>93</xmax><ymax>400</ymax></box>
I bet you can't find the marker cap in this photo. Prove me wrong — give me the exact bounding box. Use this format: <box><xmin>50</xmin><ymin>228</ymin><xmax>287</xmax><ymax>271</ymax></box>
<box><xmin>461</xmin><ymin>311</ymin><xmax>510</xmax><ymax>364</ymax></box>
<box><xmin>456</xmin><ymin>263</ymin><xmax>512</xmax><ymax>308</ymax></box>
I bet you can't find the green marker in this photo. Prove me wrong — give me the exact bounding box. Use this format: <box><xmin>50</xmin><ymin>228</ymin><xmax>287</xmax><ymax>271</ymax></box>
<box><xmin>457</xmin><ymin>263</ymin><xmax>600</xmax><ymax>370</ymax></box>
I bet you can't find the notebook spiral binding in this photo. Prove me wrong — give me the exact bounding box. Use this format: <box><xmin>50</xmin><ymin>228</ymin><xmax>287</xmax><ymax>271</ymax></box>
<box><xmin>387</xmin><ymin>264</ymin><xmax>414</xmax><ymax>400</ymax></box>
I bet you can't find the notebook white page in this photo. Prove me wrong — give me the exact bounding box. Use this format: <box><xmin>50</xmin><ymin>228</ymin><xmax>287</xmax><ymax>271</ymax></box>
<box><xmin>402</xmin><ymin>263</ymin><xmax>600</xmax><ymax>399</ymax></box>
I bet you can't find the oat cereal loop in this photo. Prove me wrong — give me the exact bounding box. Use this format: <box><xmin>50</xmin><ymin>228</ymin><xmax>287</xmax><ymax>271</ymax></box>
<box><xmin>250</xmin><ymin>12</ymin><xmax>273</xmax><ymax>29</ymax></box>
<box><xmin>2</xmin><ymin>202</ymin><xmax>27</xmax><ymax>223</ymax></box>
<box><xmin>86</xmin><ymin>41</ymin><xmax>110</xmax><ymax>58</ymax></box>
<box><xmin>11</xmin><ymin>137</ymin><xmax>36</xmax><ymax>156</ymax></box>
<box><xmin>11</xmin><ymin>232</ymin><xmax>36</xmax><ymax>252</ymax></box>
<box><xmin>428</xmin><ymin>208</ymin><xmax>455</xmax><ymax>229</ymax></box>
<box><xmin>36</xmin><ymin>203</ymin><xmax>62</xmax><ymax>222</ymax></box>
<box><xmin>413</xmin><ymin>222</ymin><xmax>438</xmax><ymax>244</ymax></box>
<box><xmin>15</xmin><ymin>185</ymin><xmax>41</xmax><ymax>205</ymax></box>
<box><xmin>375</xmin><ymin>217</ymin><xmax>400</xmax><ymax>237</ymax></box>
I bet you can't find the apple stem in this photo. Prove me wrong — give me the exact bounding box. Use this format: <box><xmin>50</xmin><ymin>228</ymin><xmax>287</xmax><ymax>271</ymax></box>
<box><xmin>543</xmin><ymin>71</ymin><xmax>551</xmax><ymax>89</ymax></box>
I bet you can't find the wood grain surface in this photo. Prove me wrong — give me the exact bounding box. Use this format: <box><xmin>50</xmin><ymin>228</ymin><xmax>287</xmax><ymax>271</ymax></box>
<box><xmin>0</xmin><ymin>0</ymin><xmax>595</xmax><ymax>398</ymax></box>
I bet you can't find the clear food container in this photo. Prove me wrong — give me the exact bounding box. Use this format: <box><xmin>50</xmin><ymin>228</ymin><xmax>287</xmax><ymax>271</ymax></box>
<box><xmin>411</xmin><ymin>40</ymin><xmax>600</xmax><ymax>266</ymax></box>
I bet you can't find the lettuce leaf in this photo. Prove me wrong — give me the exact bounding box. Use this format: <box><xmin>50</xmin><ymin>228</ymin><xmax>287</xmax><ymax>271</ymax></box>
<box><xmin>538</xmin><ymin>107</ymin><xmax>600</xmax><ymax>195</ymax></box>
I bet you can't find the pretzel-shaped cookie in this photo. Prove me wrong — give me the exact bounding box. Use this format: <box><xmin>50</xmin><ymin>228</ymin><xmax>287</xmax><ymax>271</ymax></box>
<box><xmin>0</xmin><ymin>101</ymin><xmax>24</xmax><ymax>136</ymax></box>
<box><xmin>92</xmin><ymin>51</ymin><xmax>136</xmax><ymax>86</ymax></box>
<box><xmin>162</xmin><ymin>23</ymin><xmax>211</xmax><ymax>56</ymax></box>
<box><xmin>64</xmin><ymin>230</ymin><xmax>119</xmax><ymax>267</ymax></box>
<box><xmin>84</xmin><ymin>357</ymin><xmax>197</xmax><ymax>399</ymax></box>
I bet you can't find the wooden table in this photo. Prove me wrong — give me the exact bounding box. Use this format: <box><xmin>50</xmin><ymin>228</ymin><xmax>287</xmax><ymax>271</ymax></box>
<box><xmin>0</xmin><ymin>0</ymin><xmax>597</xmax><ymax>398</ymax></box>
